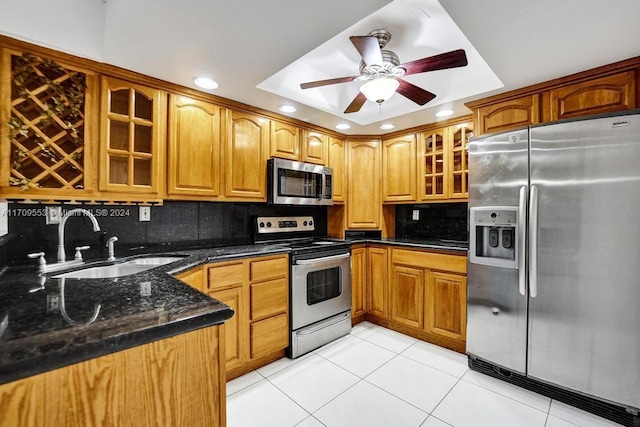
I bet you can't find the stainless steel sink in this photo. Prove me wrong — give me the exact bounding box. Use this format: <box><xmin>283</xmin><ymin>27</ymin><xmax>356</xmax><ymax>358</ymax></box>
<box><xmin>52</xmin><ymin>256</ymin><xmax>186</xmax><ymax>279</ymax></box>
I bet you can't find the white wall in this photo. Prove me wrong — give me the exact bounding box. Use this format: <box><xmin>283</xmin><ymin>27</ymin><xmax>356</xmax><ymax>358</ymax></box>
<box><xmin>0</xmin><ymin>0</ymin><xmax>106</xmax><ymax>60</ymax></box>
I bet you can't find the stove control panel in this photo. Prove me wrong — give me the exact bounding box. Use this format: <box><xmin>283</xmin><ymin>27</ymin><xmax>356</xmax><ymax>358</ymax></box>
<box><xmin>256</xmin><ymin>216</ymin><xmax>315</xmax><ymax>234</ymax></box>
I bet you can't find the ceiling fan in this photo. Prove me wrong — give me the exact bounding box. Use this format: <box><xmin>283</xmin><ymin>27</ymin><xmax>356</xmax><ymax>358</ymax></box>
<box><xmin>300</xmin><ymin>29</ymin><xmax>468</xmax><ymax>114</ymax></box>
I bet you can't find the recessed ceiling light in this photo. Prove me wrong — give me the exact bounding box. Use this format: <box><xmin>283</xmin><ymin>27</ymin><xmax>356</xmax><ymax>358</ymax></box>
<box><xmin>193</xmin><ymin>76</ymin><xmax>219</xmax><ymax>90</ymax></box>
<box><xmin>379</xmin><ymin>123</ymin><xmax>396</xmax><ymax>130</ymax></box>
<box><xmin>435</xmin><ymin>109</ymin><xmax>454</xmax><ymax>117</ymax></box>
<box><xmin>278</xmin><ymin>104</ymin><xmax>297</xmax><ymax>113</ymax></box>
<box><xmin>335</xmin><ymin>123</ymin><xmax>350</xmax><ymax>130</ymax></box>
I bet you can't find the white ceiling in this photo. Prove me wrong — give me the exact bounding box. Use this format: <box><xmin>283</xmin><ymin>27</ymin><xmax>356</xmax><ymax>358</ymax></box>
<box><xmin>1</xmin><ymin>0</ymin><xmax>639</xmax><ymax>135</ymax></box>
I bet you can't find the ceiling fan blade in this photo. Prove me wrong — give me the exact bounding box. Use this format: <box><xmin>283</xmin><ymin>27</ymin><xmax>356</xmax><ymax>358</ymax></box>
<box><xmin>400</xmin><ymin>49</ymin><xmax>468</xmax><ymax>76</ymax></box>
<box><xmin>344</xmin><ymin>92</ymin><xmax>367</xmax><ymax>114</ymax></box>
<box><xmin>350</xmin><ymin>36</ymin><xmax>383</xmax><ymax>67</ymax></box>
<box><xmin>396</xmin><ymin>79</ymin><xmax>436</xmax><ymax>105</ymax></box>
<box><xmin>300</xmin><ymin>76</ymin><xmax>359</xmax><ymax>90</ymax></box>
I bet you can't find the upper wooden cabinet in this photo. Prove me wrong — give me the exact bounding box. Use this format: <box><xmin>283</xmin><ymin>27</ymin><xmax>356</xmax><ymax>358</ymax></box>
<box><xmin>100</xmin><ymin>76</ymin><xmax>165</xmax><ymax>196</ymax></box>
<box><xmin>327</xmin><ymin>136</ymin><xmax>346</xmax><ymax>203</ymax></box>
<box><xmin>420</xmin><ymin>128</ymin><xmax>448</xmax><ymax>201</ymax></box>
<box><xmin>302</xmin><ymin>130</ymin><xmax>329</xmax><ymax>165</ymax></box>
<box><xmin>346</xmin><ymin>139</ymin><xmax>381</xmax><ymax>229</ymax></box>
<box><xmin>449</xmin><ymin>123</ymin><xmax>473</xmax><ymax>199</ymax></box>
<box><xmin>224</xmin><ymin>110</ymin><xmax>269</xmax><ymax>201</ymax></box>
<box><xmin>547</xmin><ymin>71</ymin><xmax>636</xmax><ymax>121</ymax></box>
<box><xmin>167</xmin><ymin>95</ymin><xmax>221</xmax><ymax>198</ymax></box>
<box><xmin>382</xmin><ymin>134</ymin><xmax>417</xmax><ymax>202</ymax></box>
<box><xmin>0</xmin><ymin>50</ymin><xmax>99</xmax><ymax>200</ymax></box>
<box><xmin>474</xmin><ymin>94</ymin><xmax>540</xmax><ymax>136</ymax></box>
<box><xmin>468</xmin><ymin>60</ymin><xmax>640</xmax><ymax>136</ymax></box>
<box><xmin>270</xmin><ymin>120</ymin><xmax>300</xmax><ymax>160</ymax></box>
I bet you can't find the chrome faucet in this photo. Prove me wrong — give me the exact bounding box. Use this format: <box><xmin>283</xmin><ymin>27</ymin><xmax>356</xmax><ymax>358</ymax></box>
<box><xmin>106</xmin><ymin>236</ymin><xmax>118</xmax><ymax>261</ymax></box>
<box><xmin>57</xmin><ymin>208</ymin><xmax>101</xmax><ymax>262</ymax></box>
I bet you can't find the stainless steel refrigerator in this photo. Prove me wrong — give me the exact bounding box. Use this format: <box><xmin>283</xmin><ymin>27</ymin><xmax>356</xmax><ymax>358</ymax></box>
<box><xmin>467</xmin><ymin>110</ymin><xmax>640</xmax><ymax>415</ymax></box>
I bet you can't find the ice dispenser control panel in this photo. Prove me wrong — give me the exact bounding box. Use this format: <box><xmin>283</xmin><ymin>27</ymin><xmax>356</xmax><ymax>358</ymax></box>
<box><xmin>470</xmin><ymin>207</ymin><xmax>518</xmax><ymax>269</ymax></box>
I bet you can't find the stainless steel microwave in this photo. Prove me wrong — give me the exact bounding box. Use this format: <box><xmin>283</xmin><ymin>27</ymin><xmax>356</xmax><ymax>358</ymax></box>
<box><xmin>267</xmin><ymin>158</ymin><xmax>333</xmax><ymax>205</ymax></box>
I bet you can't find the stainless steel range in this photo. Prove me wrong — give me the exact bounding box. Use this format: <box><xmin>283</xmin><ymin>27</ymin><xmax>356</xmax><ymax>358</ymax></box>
<box><xmin>254</xmin><ymin>216</ymin><xmax>351</xmax><ymax>358</ymax></box>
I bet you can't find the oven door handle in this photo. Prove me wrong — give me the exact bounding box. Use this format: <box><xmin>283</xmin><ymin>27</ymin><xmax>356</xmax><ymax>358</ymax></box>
<box><xmin>295</xmin><ymin>253</ymin><xmax>351</xmax><ymax>265</ymax></box>
<box><xmin>296</xmin><ymin>312</ymin><xmax>351</xmax><ymax>336</ymax></box>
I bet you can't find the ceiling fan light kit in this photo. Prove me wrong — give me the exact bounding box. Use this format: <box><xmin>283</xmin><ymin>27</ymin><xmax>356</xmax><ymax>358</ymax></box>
<box><xmin>360</xmin><ymin>77</ymin><xmax>400</xmax><ymax>103</ymax></box>
<box><xmin>299</xmin><ymin>29</ymin><xmax>468</xmax><ymax>114</ymax></box>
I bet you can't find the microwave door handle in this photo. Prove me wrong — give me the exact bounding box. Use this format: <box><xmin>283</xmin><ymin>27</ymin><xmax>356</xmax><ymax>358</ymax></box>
<box><xmin>295</xmin><ymin>253</ymin><xmax>351</xmax><ymax>265</ymax></box>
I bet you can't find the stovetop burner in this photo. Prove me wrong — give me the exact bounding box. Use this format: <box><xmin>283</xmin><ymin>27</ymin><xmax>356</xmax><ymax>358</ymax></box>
<box><xmin>253</xmin><ymin>216</ymin><xmax>350</xmax><ymax>256</ymax></box>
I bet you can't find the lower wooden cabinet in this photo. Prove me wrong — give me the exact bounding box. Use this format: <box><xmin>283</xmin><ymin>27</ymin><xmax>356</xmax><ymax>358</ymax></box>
<box><xmin>367</xmin><ymin>246</ymin><xmax>388</xmax><ymax>318</ymax></box>
<box><xmin>425</xmin><ymin>271</ymin><xmax>467</xmax><ymax>342</ymax></box>
<box><xmin>390</xmin><ymin>264</ymin><xmax>424</xmax><ymax>329</ymax></box>
<box><xmin>178</xmin><ymin>254</ymin><xmax>289</xmax><ymax>379</ymax></box>
<box><xmin>355</xmin><ymin>245</ymin><xmax>467</xmax><ymax>353</ymax></box>
<box><xmin>0</xmin><ymin>326</ymin><xmax>226</xmax><ymax>427</ymax></box>
<box><xmin>351</xmin><ymin>246</ymin><xmax>367</xmax><ymax>320</ymax></box>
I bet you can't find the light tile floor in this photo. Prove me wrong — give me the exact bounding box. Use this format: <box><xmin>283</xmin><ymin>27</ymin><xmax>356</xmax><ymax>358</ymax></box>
<box><xmin>226</xmin><ymin>322</ymin><xmax>623</xmax><ymax>427</ymax></box>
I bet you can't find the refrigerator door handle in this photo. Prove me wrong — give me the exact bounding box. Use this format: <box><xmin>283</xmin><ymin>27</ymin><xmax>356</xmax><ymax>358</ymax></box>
<box><xmin>518</xmin><ymin>185</ymin><xmax>527</xmax><ymax>296</ymax></box>
<box><xmin>529</xmin><ymin>185</ymin><xmax>539</xmax><ymax>298</ymax></box>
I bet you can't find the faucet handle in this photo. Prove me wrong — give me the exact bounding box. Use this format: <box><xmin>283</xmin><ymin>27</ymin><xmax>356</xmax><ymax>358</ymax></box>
<box><xmin>74</xmin><ymin>246</ymin><xmax>90</xmax><ymax>261</ymax></box>
<box><xmin>28</xmin><ymin>252</ymin><xmax>46</xmax><ymax>272</ymax></box>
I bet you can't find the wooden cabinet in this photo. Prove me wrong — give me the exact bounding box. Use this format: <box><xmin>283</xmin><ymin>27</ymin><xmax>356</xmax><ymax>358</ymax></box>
<box><xmin>468</xmin><ymin>61</ymin><xmax>639</xmax><ymax>136</ymax></box>
<box><xmin>382</xmin><ymin>134</ymin><xmax>417</xmax><ymax>202</ymax></box>
<box><xmin>351</xmin><ymin>246</ymin><xmax>367</xmax><ymax>321</ymax></box>
<box><xmin>346</xmin><ymin>139</ymin><xmax>381</xmax><ymax>229</ymax></box>
<box><xmin>474</xmin><ymin>94</ymin><xmax>541</xmax><ymax>136</ymax></box>
<box><xmin>367</xmin><ymin>246</ymin><xmax>388</xmax><ymax>319</ymax></box>
<box><xmin>425</xmin><ymin>271</ymin><xmax>467</xmax><ymax>342</ymax></box>
<box><xmin>390</xmin><ymin>264</ymin><xmax>424</xmax><ymax>329</ymax></box>
<box><xmin>224</xmin><ymin>110</ymin><xmax>269</xmax><ymax>200</ymax></box>
<box><xmin>449</xmin><ymin>124</ymin><xmax>473</xmax><ymax>199</ymax></box>
<box><xmin>181</xmin><ymin>254</ymin><xmax>288</xmax><ymax>379</ymax></box>
<box><xmin>270</xmin><ymin>120</ymin><xmax>300</xmax><ymax>160</ymax></box>
<box><xmin>248</xmin><ymin>256</ymin><xmax>289</xmax><ymax>361</ymax></box>
<box><xmin>420</xmin><ymin>128</ymin><xmax>448</xmax><ymax>200</ymax></box>
<box><xmin>547</xmin><ymin>71</ymin><xmax>636</xmax><ymax>121</ymax></box>
<box><xmin>0</xmin><ymin>50</ymin><xmax>100</xmax><ymax>200</ymax></box>
<box><xmin>0</xmin><ymin>326</ymin><xmax>226</xmax><ymax>427</ymax></box>
<box><xmin>386</xmin><ymin>248</ymin><xmax>467</xmax><ymax>352</ymax></box>
<box><xmin>175</xmin><ymin>265</ymin><xmax>205</xmax><ymax>292</ymax></box>
<box><xmin>167</xmin><ymin>95</ymin><xmax>221</xmax><ymax>198</ymax></box>
<box><xmin>100</xmin><ymin>76</ymin><xmax>165</xmax><ymax>196</ymax></box>
<box><xmin>302</xmin><ymin>130</ymin><xmax>328</xmax><ymax>165</ymax></box>
<box><xmin>327</xmin><ymin>136</ymin><xmax>346</xmax><ymax>203</ymax></box>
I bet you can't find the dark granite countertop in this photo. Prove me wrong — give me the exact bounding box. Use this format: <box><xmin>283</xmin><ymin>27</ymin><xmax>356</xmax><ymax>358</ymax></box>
<box><xmin>347</xmin><ymin>237</ymin><xmax>468</xmax><ymax>253</ymax></box>
<box><xmin>0</xmin><ymin>244</ymin><xmax>289</xmax><ymax>385</ymax></box>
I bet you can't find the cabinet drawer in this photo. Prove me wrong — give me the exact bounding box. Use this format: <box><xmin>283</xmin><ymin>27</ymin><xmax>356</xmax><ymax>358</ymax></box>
<box><xmin>250</xmin><ymin>313</ymin><xmax>288</xmax><ymax>358</ymax></box>
<box><xmin>250</xmin><ymin>256</ymin><xmax>288</xmax><ymax>282</ymax></box>
<box><xmin>391</xmin><ymin>249</ymin><xmax>467</xmax><ymax>274</ymax></box>
<box><xmin>207</xmin><ymin>262</ymin><xmax>244</xmax><ymax>291</ymax></box>
<box><xmin>250</xmin><ymin>278</ymin><xmax>288</xmax><ymax>321</ymax></box>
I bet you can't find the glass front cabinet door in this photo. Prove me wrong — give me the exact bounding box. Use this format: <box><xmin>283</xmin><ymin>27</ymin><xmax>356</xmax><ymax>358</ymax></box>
<box><xmin>100</xmin><ymin>77</ymin><xmax>165</xmax><ymax>196</ymax></box>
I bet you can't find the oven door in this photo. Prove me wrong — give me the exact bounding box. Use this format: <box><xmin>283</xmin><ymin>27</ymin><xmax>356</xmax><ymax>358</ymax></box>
<box><xmin>291</xmin><ymin>252</ymin><xmax>351</xmax><ymax>330</ymax></box>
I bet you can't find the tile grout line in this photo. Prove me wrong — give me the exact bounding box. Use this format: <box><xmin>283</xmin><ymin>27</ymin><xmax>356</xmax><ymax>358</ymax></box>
<box><xmin>424</xmin><ymin>415</ymin><xmax>455</xmax><ymax>427</ymax></box>
<box><xmin>458</xmin><ymin>373</ymin><xmax>554</xmax><ymax>415</ymax></box>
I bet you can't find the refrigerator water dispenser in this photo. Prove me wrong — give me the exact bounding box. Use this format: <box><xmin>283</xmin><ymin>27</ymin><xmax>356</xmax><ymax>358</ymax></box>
<box><xmin>470</xmin><ymin>207</ymin><xmax>518</xmax><ymax>268</ymax></box>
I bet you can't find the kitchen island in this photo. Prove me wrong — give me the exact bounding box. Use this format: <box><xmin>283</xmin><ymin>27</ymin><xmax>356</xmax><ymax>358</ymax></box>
<box><xmin>0</xmin><ymin>244</ymin><xmax>288</xmax><ymax>427</ymax></box>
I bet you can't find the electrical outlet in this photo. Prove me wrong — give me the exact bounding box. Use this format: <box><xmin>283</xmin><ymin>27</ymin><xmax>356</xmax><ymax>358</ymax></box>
<box><xmin>140</xmin><ymin>281</ymin><xmax>152</xmax><ymax>297</ymax></box>
<box><xmin>412</xmin><ymin>209</ymin><xmax>420</xmax><ymax>221</ymax></box>
<box><xmin>139</xmin><ymin>206</ymin><xmax>151</xmax><ymax>222</ymax></box>
<box><xmin>46</xmin><ymin>206</ymin><xmax>62</xmax><ymax>225</ymax></box>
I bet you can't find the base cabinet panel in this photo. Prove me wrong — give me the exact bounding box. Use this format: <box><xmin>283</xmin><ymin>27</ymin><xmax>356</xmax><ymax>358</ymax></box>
<box><xmin>0</xmin><ymin>327</ymin><xmax>226</xmax><ymax>427</ymax></box>
<box><xmin>351</xmin><ymin>246</ymin><xmax>367</xmax><ymax>320</ymax></box>
<box><xmin>367</xmin><ymin>246</ymin><xmax>388</xmax><ymax>318</ymax></box>
<box><xmin>425</xmin><ymin>271</ymin><xmax>467</xmax><ymax>341</ymax></box>
<box><xmin>390</xmin><ymin>265</ymin><xmax>424</xmax><ymax>329</ymax></box>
